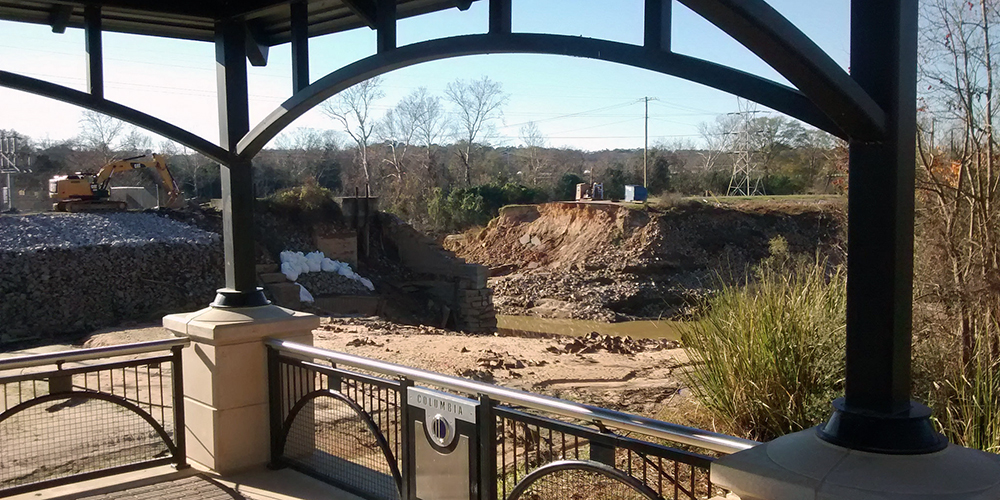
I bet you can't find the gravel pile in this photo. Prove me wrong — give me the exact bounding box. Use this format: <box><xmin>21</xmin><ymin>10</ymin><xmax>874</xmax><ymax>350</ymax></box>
<box><xmin>0</xmin><ymin>213</ymin><xmax>218</xmax><ymax>252</ymax></box>
<box><xmin>297</xmin><ymin>271</ymin><xmax>374</xmax><ymax>296</ymax></box>
<box><xmin>1</xmin><ymin>212</ymin><xmax>223</xmax><ymax>342</ymax></box>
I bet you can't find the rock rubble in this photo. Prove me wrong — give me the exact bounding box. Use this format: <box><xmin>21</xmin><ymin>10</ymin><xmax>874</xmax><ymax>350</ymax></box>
<box><xmin>0</xmin><ymin>213</ymin><xmax>218</xmax><ymax>252</ymax></box>
<box><xmin>1</xmin><ymin>212</ymin><xmax>223</xmax><ymax>343</ymax></box>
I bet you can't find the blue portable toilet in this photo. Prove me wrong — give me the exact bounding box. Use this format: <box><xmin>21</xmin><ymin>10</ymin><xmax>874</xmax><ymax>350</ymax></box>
<box><xmin>625</xmin><ymin>185</ymin><xmax>648</xmax><ymax>202</ymax></box>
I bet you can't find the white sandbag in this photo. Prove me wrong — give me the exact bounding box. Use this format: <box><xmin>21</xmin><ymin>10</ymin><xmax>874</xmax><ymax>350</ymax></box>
<box><xmin>337</xmin><ymin>262</ymin><xmax>355</xmax><ymax>278</ymax></box>
<box><xmin>295</xmin><ymin>261</ymin><xmax>310</xmax><ymax>275</ymax></box>
<box><xmin>358</xmin><ymin>277</ymin><xmax>375</xmax><ymax>291</ymax></box>
<box><xmin>297</xmin><ymin>283</ymin><xmax>315</xmax><ymax>303</ymax></box>
<box><xmin>307</xmin><ymin>258</ymin><xmax>322</xmax><ymax>273</ymax></box>
<box><xmin>321</xmin><ymin>258</ymin><xmax>339</xmax><ymax>272</ymax></box>
<box><xmin>281</xmin><ymin>262</ymin><xmax>299</xmax><ymax>281</ymax></box>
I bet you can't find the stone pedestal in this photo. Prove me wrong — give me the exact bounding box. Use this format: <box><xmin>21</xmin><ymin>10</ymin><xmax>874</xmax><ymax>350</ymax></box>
<box><xmin>711</xmin><ymin>428</ymin><xmax>1000</xmax><ymax>499</ymax></box>
<box><xmin>163</xmin><ymin>304</ymin><xmax>319</xmax><ymax>474</ymax></box>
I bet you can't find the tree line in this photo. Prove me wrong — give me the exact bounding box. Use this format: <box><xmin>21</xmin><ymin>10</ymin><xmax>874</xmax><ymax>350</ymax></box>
<box><xmin>1</xmin><ymin>76</ymin><xmax>844</xmax><ymax>231</ymax></box>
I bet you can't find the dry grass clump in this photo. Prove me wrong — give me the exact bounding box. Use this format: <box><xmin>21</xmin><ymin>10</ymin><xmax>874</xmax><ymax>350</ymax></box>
<box><xmin>679</xmin><ymin>238</ymin><xmax>845</xmax><ymax>441</ymax></box>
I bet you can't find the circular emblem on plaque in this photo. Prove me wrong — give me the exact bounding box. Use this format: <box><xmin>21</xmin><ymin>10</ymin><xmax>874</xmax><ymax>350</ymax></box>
<box><xmin>431</xmin><ymin>413</ymin><xmax>453</xmax><ymax>446</ymax></box>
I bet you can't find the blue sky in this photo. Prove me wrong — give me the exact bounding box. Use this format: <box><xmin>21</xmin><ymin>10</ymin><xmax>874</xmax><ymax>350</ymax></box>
<box><xmin>0</xmin><ymin>0</ymin><xmax>850</xmax><ymax>152</ymax></box>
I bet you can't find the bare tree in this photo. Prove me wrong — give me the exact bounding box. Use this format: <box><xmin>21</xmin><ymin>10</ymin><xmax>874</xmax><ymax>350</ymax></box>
<box><xmin>696</xmin><ymin>113</ymin><xmax>740</xmax><ymax>172</ymax></box>
<box><xmin>916</xmin><ymin>0</ymin><xmax>1000</xmax><ymax>389</ymax></box>
<box><xmin>78</xmin><ymin>110</ymin><xmax>126</xmax><ymax>163</ymax></box>
<box><xmin>518</xmin><ymin>121</ymin><xmax>548</xmax><ymax>185</ymax></box>
<box><xmin>271</xmin><ymin>127</ymin><xmax>342</xmax><ymax>187</ymax></box>
<box><xmin>410</xmin><ymin>87</ymin><xmax>448</xmax><ymax>177</ymax></box>
<box><xmin>445</xmin><ymin>76</ymin><xmax>509</xmax><ymax>185</ymax></box>
<box><xmin>321</xmin><ymin>76</ymin><xmax>384</xmax><ymax>184</ymax></box>
<box><xmin>119</xmin><ymin>127</ymin><xmax>152</xmax><ymax>156</ymax></box>
<box><xmin>378</xmin><ymin>90</ymin><xmax>425</xmax><ymax>180</ymax></box>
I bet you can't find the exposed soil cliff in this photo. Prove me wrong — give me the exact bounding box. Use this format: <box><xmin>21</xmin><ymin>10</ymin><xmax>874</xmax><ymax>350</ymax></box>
<box><xmin>445</xmin><ymin>199</ymin><xmax>845</xmax><ymax>321</ymax></box>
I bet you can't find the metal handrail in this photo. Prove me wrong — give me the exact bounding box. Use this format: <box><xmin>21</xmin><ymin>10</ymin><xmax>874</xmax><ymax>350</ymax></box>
<box><xmin>267</xmin><ymin>338</ymin><xmax>759</xmax><ymax>455</ymax></box>
<box><xmin>0</xmin><ymin>337</ymin><xmax>190</xmax><ymax>371</ymax></box>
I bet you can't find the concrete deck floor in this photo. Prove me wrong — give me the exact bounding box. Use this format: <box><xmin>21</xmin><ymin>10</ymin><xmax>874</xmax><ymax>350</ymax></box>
<box><xmin>5</xmin><ymin>464</ymin><xmax>366</xmax><ymax>500</ymax></box>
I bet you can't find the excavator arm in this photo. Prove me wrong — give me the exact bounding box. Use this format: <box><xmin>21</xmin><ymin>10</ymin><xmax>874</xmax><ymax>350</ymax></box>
<box><xmin>94</xmin><ymin>154</ymin><xmax>183</xmax><ymax>206</ymax></box>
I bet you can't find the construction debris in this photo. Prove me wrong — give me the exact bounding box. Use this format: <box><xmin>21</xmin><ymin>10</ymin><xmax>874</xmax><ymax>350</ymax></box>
<box><xmin>346</xmin><ymin>337</ymin><xmax>383</xmax><ymax>347</ymax></box>
<box><xmin>547</xmin><ymin>332</ymin><xmax>680</xmax><ymax>356</ymax></box>
<box><xmin>475</xmin><ymin>349</ymin><xmax>546</xmax><ymax>371</ymax></box>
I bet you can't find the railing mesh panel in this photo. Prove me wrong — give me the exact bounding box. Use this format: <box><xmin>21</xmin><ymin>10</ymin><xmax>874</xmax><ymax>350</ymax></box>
<box><xmin>496</xmin><ymin>410</ymin><xmax>720</xmax><ymax>500</ymax></box>
<box><xmin>284</xmin><ymin>396</ymin><xmax>398</xmax><ymax>500</ymax></box>
<box><xmin>510</xmin><ymin>468</ymin><xmax>658</xmax><ymax>500</ymax></box>
<box><xmin>0</xmin><ymin>396</ymin><xmax>169</xmax><ymax>490</ymax></box>
<box><xmin>0</xmin><ymin>355</ymin><xmax>179</xmax><ymax>494</ymax></box>
<box><xmin>275</xmin><ymin>357</ymin><xmax>402</xmax><ymax>500</ymax></box>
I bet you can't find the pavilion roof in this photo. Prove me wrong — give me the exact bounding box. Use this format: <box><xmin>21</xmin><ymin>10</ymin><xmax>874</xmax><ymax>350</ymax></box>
<box><xmin>0</xmin><ymin>0</ymin><xmax>476</xmax><ymax>44</ymax></box>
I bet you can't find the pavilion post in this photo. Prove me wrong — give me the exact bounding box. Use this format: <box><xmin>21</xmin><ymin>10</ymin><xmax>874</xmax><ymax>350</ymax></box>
<box><xmin>211</xmin><ymin>19</ymin><xmax>268</xmax><ymax>308</ymax></box>
<box><xmin>816</xmin><ymin>0</ymin><xmax>945</xmax><ymax>454</ymax></box>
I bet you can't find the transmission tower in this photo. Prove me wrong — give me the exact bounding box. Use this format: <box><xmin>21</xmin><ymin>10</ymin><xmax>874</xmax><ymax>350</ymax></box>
<box><xmin>727</xmin><ymin>100</ymin><xmax>762</xmax><ymax>196</ymax></box>
<box><xmin>1</xmin><ymin>134</ymin><xmax>26</xmax><ymax>211</ymax></box>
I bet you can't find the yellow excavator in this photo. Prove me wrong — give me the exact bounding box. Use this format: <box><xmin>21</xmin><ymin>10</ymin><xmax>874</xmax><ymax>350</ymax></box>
<box><xmin>49</xmin><ymin>154</ymin><xmax>182</xmax><ymax>212</ymax></box>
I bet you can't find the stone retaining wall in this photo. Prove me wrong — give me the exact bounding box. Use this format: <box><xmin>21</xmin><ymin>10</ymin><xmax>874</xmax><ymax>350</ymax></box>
<box><xmin>378</xmin><ymin>213</ymin><xmax>497</xmax><ymax>332</ymax></box>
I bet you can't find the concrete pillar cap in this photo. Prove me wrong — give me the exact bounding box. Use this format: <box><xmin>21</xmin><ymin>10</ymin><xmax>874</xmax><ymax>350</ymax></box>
<box><xmin>712</xmin><ymin>428</ymin><xmax>1000</xmax><ymax>499</ymax></box>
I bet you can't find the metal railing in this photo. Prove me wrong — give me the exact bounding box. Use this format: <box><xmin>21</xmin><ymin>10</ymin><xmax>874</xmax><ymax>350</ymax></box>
<box><xmin>267</xmin><ymin>339</ymin><xmax>757</xmax><ymax>500</ymax></box>
<box><xmin>0</xmin><ymin>338</ymin><xmax>189</xmax><ymax>497</ymax></box>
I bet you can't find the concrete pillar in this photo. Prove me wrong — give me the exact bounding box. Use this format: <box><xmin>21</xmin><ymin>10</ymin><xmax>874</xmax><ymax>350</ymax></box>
<box><xmin>164</xmin><ymin>304</ymin><xmax>319</xmax><ymax>474</ymax></box>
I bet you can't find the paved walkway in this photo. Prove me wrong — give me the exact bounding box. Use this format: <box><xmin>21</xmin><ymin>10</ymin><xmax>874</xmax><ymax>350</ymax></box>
<box><xmin>76</xmin><ymin>475</ymin><xmax>245</xmax><ymax>500</ymax></box>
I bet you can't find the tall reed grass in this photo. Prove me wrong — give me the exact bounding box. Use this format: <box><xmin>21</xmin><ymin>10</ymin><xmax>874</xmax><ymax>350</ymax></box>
<box><xmin>680</xmin><ymin>239</ymin><xmax>846</xmax><ymax>441</ymax></box>
<box><xmin>928</xmin><ymin>323</ymin><xmax>1000</xmax><ymax>452</ymax></box>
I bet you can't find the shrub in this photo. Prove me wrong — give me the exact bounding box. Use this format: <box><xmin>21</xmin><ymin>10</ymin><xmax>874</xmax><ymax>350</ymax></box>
<box><xmin>428</xmin><ymin>182</ymin><xmax>547</xmax><ymax>232</ymax></box>
<box><xmin>555</xmin><ymin>173</ymin><xmax>584</xmax><ymax>201</ymax></box>
<box><xmin>680</xmin><ymin>239</ymin><xmax>846</xmax><ymax>441</ymax></box>
<box><xmin>264</xmin><ymin>181</ymin><xmax>342</xmax><ymax>222</ymax></box>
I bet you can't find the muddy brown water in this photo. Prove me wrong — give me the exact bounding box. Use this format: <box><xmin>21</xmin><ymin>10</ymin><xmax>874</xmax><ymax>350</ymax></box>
<box><xmin>496</xmin><ymin>315</ymin><xmax>688</xmax><ymax>340</ymax></box>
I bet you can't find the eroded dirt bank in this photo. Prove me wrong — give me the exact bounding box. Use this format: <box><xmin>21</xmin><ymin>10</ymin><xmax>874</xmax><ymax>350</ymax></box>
<box><xmin>445</xmin><ymin>199</ymin><xmax>845</xmax><ymax>321</ymax></box>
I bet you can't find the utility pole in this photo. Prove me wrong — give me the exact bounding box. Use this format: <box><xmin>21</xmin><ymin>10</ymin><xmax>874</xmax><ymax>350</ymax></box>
<box><xmin>643</xmin><ymin>96</ymin><xmax>657</xmax><ymax>188</ymax></box>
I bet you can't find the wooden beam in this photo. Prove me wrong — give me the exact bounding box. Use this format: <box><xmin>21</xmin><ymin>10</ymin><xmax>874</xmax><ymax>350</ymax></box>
<box><xmin>49</xmin><ymin>4</ymin><xmax>73</xmax><ymax>34</ymax></box>
<box><xmin>342</xmin><ymin>0</ymin><xmax>377</xmax><ymax>29</ymax></box>
<box><xmin>245</xmin><ymin>23</ymin><xmax>269</xmax><ymax>66</ymax></box>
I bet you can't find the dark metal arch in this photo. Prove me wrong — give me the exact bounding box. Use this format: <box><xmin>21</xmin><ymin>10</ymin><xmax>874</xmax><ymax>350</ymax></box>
<box><xmin>237</xmin><ymin>32</ymin><xmax>844</xmax><ymax>160</ymax></box>
<box><xmin>508</xmin><ymin>460</ymin><xmax>663</xmax><ymax>500</ymax></box>
<box><xmin>0</xmin><ymin>70</ymin><xmax>234</xmax><ymax>165</ymax></box>
<box><xmin>678</xmin><ymin>0</ymin><xmax>885</xmax><ymax>142</ymax></box>
<box><xmin>279</xmin><ymin>388</ymin><xmax>403</xmax><ymax>498</ymax></box>
<box><xmin>0</xmin><ymin>390</ymin><xmax>178</xmax><ymax>457</ymax></box>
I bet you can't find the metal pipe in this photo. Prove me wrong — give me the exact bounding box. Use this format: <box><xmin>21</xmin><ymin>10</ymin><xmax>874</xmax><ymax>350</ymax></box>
<box><xmin>0</xmin><ymin>337</ymin><xmax>190</xmax><ymax>371</ymax></box>
<box><xmin>267</xmin><ymin>339</ymin><xmax>758</xmax><ymax>454</ymax></box>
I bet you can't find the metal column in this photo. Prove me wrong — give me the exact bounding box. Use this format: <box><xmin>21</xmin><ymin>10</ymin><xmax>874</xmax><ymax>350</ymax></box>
<box><xmin>290</xmin><ymin>0</ymin><xmax>310</xmax><ymax>92</ymax></box>
<box><xmin>817</xmin><ymin>0</ymin><xmax>945</xmax><ymax>454</ymax></box>
<box><xmin>84</xmin><ymin>5</ymin><xmax>103</xmax><ymax>99</ymax></box>
<box><xmin>211</xmin><ymin>19</ymin><xmax>268</xmax><ymax>308</ymax></box>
